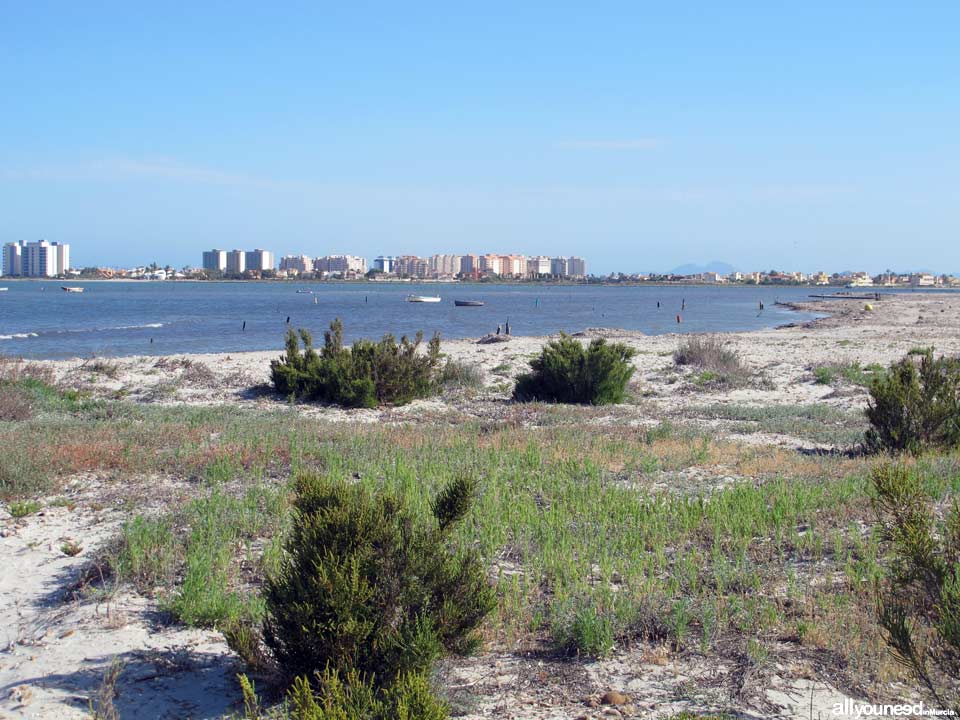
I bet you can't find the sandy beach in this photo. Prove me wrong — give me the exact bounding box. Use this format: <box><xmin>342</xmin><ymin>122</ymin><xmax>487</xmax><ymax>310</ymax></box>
<box><xmin>42</xmin><ymin>292</ymin><xmax>960</xmax><ymax>435</ymax></box>
<box><xmin>3</xmin><ymin>292</ymin><xmax>959</xmax><ymax>719</ymax></box>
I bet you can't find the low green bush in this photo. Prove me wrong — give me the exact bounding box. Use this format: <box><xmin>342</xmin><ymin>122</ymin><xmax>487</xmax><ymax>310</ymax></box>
<box><xmin>865</xmin><ymin>350</ymin><xmax>960</xmax><ymax>453</ymax></box>
<box><xmin>239</xmin><ymin>668</ymin><xmax>446</xmax><ymax>720</ymax></box>
<box><xmin>872</xmin><ymin>464</ymin><xmax>959</xmax><ymax>711</ymax></box>
<box><xmin>271</xmin><ymin>320</ymin><xmax>442</xmax><ymax>408</ymax></box>
<box><xmin>513</xmin><ymin>334</ymin><xmax>636</xmax><ymax>404</ymax></box>
<box><xmin>260</xmin><ymin>472</ymin><xmax>494</xmax><ymax>706</ymax></box>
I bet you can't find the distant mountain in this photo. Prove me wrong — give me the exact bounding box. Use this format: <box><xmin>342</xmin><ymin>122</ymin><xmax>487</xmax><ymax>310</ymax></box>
<box><xmin>668</xmin><ymin>261</ymin><xmax>737</xmax><ymax>276</ymax></box>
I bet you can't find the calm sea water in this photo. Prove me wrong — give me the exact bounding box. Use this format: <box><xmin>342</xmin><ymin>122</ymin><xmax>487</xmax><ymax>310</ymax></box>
<box><xmin>0</xmin><ymin>280</ymin><xmax>846</xmax><ymax>360</ymax></box>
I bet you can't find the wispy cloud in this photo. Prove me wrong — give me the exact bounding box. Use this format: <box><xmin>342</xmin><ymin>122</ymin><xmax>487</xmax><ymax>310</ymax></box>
<box><xmin>557</xmin><ymin>138</ymin><xmax>664</xmax><ymax>151</ymax></box>
<box><xmin>1</xmin><ymin>156</ymin><xmax>300</xmax><ymax>190</ymax></box>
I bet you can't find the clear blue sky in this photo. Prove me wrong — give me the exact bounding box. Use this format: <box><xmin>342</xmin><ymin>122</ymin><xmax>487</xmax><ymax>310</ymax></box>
<box><xmin>2</xmin><ymin>2</ymin><xmax>958</xmax><ymax>274</ymax></box>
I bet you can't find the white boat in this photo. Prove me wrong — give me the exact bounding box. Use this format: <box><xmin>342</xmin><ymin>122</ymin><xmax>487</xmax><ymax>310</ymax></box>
<box><xmin>61</xmin><ymin>286</ymin><xmax>85</xmax><ymax>293</ymax></box>
<box><xmin>0</xmin><ymin>288</ymin><xmax>8</xmax><ymax>292</ymax></box>
<box><xmin>405</xmin><ymin>294</ymin><xmax>441</xmax><ymax>303</ymax></box>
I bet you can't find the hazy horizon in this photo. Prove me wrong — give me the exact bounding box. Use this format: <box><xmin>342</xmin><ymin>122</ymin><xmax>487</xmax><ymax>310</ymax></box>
<box><xmin>2</xmin><ymin>3</ymin><xmax>958</xmax><ymax>275</ymax></box>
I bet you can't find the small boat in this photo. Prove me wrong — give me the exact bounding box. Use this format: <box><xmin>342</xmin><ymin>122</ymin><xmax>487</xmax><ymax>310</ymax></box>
<box><xmin>61</xmin><ymin>286</ymin><xmax>84</xmax><ymax>293</ymax></box>
<box><xmin>0</xmin><ymin>288</ymin><xmax>8</xmax><ymax>292</ymax></box>
<box><xmin>454</xmin><ymin>300</ymin><xmax>484</xmax><ymax>307</ymax></box>
<box><xmin>296</xmin><ymin>289</ymin><xmax>314</xmax><ymax>294</ymax></box>
<box><xmin>405</xmin><ymin>295</ymin><xmax>441</xmax><ymax>303</ymax></box>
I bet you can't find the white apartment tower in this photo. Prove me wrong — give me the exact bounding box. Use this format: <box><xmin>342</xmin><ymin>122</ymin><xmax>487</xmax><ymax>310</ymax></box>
<box><xmin>5</xmin><ymin>240</ymin><xmax>70</xmax><ymax>277</ymax></box>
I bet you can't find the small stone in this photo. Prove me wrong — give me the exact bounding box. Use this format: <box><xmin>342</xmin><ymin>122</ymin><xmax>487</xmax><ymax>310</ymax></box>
<box><xmin>601</xmin><ymin>690</ymin><xmax>629</xmax><ymax>706</ymax></box>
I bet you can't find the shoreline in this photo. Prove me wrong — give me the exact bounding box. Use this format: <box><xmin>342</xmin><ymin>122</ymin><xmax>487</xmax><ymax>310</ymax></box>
<box><xmin>38</xmin><ymin>292</ymin><xmax>960</xmax><ymax>427</ymax></box>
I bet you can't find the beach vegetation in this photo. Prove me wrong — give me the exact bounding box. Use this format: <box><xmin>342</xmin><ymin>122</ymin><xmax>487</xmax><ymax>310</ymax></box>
<box><xmin>270</xmin><ymin>320</ymin><xmax>442</xmax><ymax>408</ymax></box>
<box><xmin>865</xmin><ymin>350</ymin><xmax>960</xmax><ymax>453</ymax></box>
<box><xmin>260</xmin><ymin>473</ymin><xmax>493</xmax><ymax>703</ymax></box>
<box><xmin>512</xmin><ymin>334</ymin><xmax>636</xmax><ymax>404</ymax></box>
<box><xmin>438</xmin><ymin>359</ymin><xmax>484</xmax><ymax>391</ymax></box>
<box><xmin>872</xmin><ymin>463</ymin><xmax>960</xmax><ymax>710</ymax></box>
<box><xmin>673</xmin><ymin>336</ymin><xmax>749</xmax><ymax>387</ymax></box>
<box><xmin>812</xmin><ymin>361</ymin><xmax>885</xmax><ymax>387</ymax></box>
<box><xmin>7</xmin><ymin>499</ymin><xmax>41</xmax><ymax>518</ymax></box>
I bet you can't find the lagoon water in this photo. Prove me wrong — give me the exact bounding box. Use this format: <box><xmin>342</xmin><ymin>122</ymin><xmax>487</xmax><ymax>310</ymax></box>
<box><xmin>0</xmin><ymin>280</ymin><xmax>840</xmax><ymax>359</ymax></box>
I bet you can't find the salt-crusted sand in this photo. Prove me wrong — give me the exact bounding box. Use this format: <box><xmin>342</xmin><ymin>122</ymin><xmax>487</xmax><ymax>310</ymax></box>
<box><xmin>3</xmin><ymin>292</ymin><xmax>959</xmax><ymax>718</ymax></box>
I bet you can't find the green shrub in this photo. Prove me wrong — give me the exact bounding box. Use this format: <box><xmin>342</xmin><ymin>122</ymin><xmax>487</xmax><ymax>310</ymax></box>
<box><xmin>262</xmin><ymin>473</ymin><xmax>495</xmax><ymax>692</ymax></box>
<box><xmin>872</xmin><ymin>464</ymin><xmax>959</xmax><ymax>711</ymax></box>
<box><xmin>865</xmin><ymin>350</ymin><xmax>960</xmax><ymax>453</ymax></box>
<box><xmin>271</xmin><ymin>320</ymin><xmax>442</xmax><ymax>408</ymax></box>
<box><xmin>513</xmin><ymin>334</ymin><xmax>636</xmax><ymax>404</ymax></box>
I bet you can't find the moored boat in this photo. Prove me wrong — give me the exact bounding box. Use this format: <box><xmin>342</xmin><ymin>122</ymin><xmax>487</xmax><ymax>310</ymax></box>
<box><xmin>454</xmin><ymin>299</ymin><xmax>484</xmax><ymax>307</ymax></box>
<box><xmin>61</xmin><ymin>286</ymin><xmax>84</xmax><ymax>293</ymax></box>
<box><xmin>405</xmin><ymin>295</ymin><xmax>441</xmax><ymax>303</ymax></box>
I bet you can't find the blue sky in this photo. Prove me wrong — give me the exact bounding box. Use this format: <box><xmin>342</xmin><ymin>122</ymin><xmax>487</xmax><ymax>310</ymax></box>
<box><xmin>2</xmin><ymin>2</ymin><xmax>958</xmax><ymax>274</ymax></box>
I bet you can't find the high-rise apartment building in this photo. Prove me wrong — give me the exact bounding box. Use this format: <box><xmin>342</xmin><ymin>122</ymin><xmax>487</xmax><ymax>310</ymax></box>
<box><xmin>429</xmin><ymin>254</ymin><xmax>461</xmax><ymax>277</ymax></box>
<box><xmin>279</xmin><ymin>255</ymin><xmax>313</xmax><ymax>273</ymax></box>
<box><xmin>479</xmin><ymin>254</ymin><xmax>502</xmax><ymax>276</ymax></box>
<box><xmin>374</xmin><ymin>256</ymin><xmax>396</xmax><ymax>273</ymax></box>
<box><xmin>527</xmin><ymin>256</ymin><xmax>551</xmax><ymax>277</ymax></box>
<box><xmin>226</xmin><ymin>250</ymin><xmax>246</xmax><ymax>274</ymax></box>
<box><xmin>202</xmin><ymin>249</ymin><xmax>227</xmax><ymax>272</ymax></box>
<box><xmin>244</xmin><ymin>249</ymin><xmax>274</xmax><ymax>272</ymax></box>
<box><xmin>566</xmin><ymin>257</ymin><xmax>586</xmax><ymax>278</ymax></box>
<box><xmin>550</xmin><ymin>257</ymin><xmax>568</xmax><ymax>277</ymax></box>
<box><xmin>314</xmin><ymin>254</ymin><xmax>367</xmax><ymax>274</ymax></box>
<box><xmin>5</xmin><ymin>240</ymin><xmax>70</xmax><ymax>277</ymax></box>
<box><xmin>2</xmin><ymin>241</ymin><xmax>24</xmax><ymax>276</ymax></box>
<box><xmin>459</xmin><ymin>254</ymin><xmax>478</xmax><ymax>276</ymax></box>
<box><xmin>394</xmin><ymin>255</ymin><xmax>429</xmax><ymax>278</ymax></box>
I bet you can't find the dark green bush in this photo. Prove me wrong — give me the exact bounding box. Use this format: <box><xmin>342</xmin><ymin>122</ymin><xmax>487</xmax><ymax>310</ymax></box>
<box><xmin>513</xmin><ymin>334</ymin><xmax>636</xmax><ymax>404</ymax></box>
<box><xmin>865</xmin><ymin>350</ymin><xmax>960</xmax><ymax>454</ymax></box>
<box><xmin>262</xmin><ymin>472</ymin><xmax>495</xmax><ymax>696</ymax></box>
<box><xmin>271</xmin><ymin>320</ymin><xmax>442</xmax><ymax>408</ymax></box>
<box><xmin>872</xmin><ymin>464</ymin><xmax>959</xmax><ymax>711</ymax></box>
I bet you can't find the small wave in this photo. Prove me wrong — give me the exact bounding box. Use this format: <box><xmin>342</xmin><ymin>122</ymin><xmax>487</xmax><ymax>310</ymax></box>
<box><xmin>112</xmin><ymin>322</ymin><xmax>165</xmax><ymax>330</ymax></box>
<box><xmin>0</xmin><ymin>332</ymin><xmax>39</xmax><ymax>340</ymax></box>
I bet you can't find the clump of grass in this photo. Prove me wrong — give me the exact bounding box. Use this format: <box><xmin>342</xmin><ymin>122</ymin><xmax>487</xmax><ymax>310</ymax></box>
<box><xmin>812</xmin><ymin>361</ymin><xmax>885</xmax><ymax>387</ymax></box>
<box><xmin>61</xmin><ymin>539</ymin><xmax>83</xmax><ymax>556</ymax></box>
<box><xmin>84</xmin><ymin>358</ymin><xmax>121</xmax><ymax>379</ymax></box>
<box><xmin>271</xmin><ymin>319</ymin><xmax>442</xmax><ymax>408</ymax></box>
<box><xmin>8</xmin><ymin>499</ymin><xmax>41</xmax><ymax>518</ymax></box>
<box><xmin>111</xmin><ymin>516</ymin><xmax>179</xmax><ymax>592</ymax></box>
<box><xmin>0</xmin><ymin>356</ymin><xmax>55</xmax><ymax>385</ymax></box>
<box><xmin>673</xmin><ymin>336</ymin><xmax>749</xmax><ymax>388</ymax></box>
<box><xmin>553</xmin><ymin>603</ymin><xmax>616</xmax><ymax>658</ymax></box>
<box><xmin>439</xmin><ymin>359</ymin><xmax>484</xmax><ymax>391</ymax></box>
<box><xmin>513</xmin><ymin>334</ymin><xmax>636</xmax><ymax>404</ymax></box>
<box><xmin>0</xmin><ymin>385</ymin><xmax>33</xmax><ymax>421</ymax></box>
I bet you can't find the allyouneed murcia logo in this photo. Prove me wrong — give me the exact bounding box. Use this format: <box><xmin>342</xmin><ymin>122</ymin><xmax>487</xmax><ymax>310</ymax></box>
<box><xmin>832</xmin><ymin>700</ymin><xmax>956</xmax><ymax>717</ymax></box>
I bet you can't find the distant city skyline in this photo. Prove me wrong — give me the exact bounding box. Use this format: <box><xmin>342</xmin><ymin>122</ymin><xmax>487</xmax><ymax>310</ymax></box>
<box><xmin>2</xmin><ymin>4</ymin><xmax>959</xmax><ymax>274</ymax></box>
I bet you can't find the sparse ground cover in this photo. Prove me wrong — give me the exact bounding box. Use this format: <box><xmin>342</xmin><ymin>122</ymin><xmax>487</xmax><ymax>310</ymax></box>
<box><xmin>4</xmin><ymin>294</ymin><xmax>960</xmax><ymax>718</ymax></box>
<box><xmin>2</xmin><ymin>369</ymin><xmax>953</xmax><ymax>717</ymax></box>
